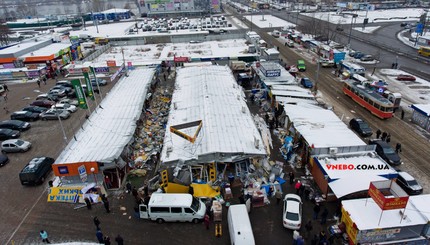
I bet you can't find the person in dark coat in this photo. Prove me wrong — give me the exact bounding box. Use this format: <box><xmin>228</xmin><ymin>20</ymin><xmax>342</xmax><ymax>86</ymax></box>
<box><xmin>311</xmin><ymin>234</ymin><xmax>318</xmax><ymax>245</ymax></box>
<box><xmin>126</xmin><ymin>181</ymin><xmax>132</xmax><ymax>194</ymax></box>
<box><xmin>305</xmin><ymin>220</ymin><xmax>313</xmax><ymax>238</ymax></box>
<box><xmin>103</xmin><ymin>235</ymin><xmax>111</xmax><ymax>245</ymax></box>
<box><xmin>320</xmin><ymin>208</ymin><xmax>329</xmax><ymax>224</ymax></box>
<box><xmin>401</xmin><ymin>109</ymin><xmax>405</xmax><ymax>120</ymax></box>
<box><xmin>396</xmin><ymin>143</ymin><xmax>402</xmax><ymax>153</ymax></box>
<box><xmin>103</xmin><ymin>198</ymin><xmax>110</xmax><ymax>213</ymax></box>
<box><xmin>132</xmin><ymin>186</ymin><xmax>138</xmax><ymax>200</ymax></box>
<box><xmin>115</xmin><ymin>234</ymin><xmax>124</xmax><ymax>245</ymax></box>
<box><xmin>84</xmin><ymin>197</ymin><xmax>92</xmax><ymax>210</ymax></box>
<box><xmin>386</xmin><ymin>133</ymin><xmax>391</xmax><ymax>143</ymax></box>
<box><xmin>381</xmin><ymin>131</ymin><xmax>388</xmax><ymax>141</ymax></box>
<box><xmin>376</xmin><ymin>129</ymin><xmax>381</xmax><ymax>139</ymax></box>
<box><xmin>313</xmin><ymin>203</ymin><xmax>321</xmax><ymax>220</ymax></box>
<box><xmin>289</xmin><ymin>172</ymin><xmax>295</xmax><ymax>185</ymax></box>
<box><xmin>265</xmin><ymin>113</ymin><xmax>269</xmax><ymax>123</ymax></box>
<box><xmin>93</xmin><ymin>216</ymin><xmax>101</xmax><ymax>229</ymax></box>
<box><xmin>239</xmin><ymin>193</ymin><xmax>245</xmax><ymax>204</ymax></box>
<box><xmin>96</xmin><ymin>229</ymin><xmax>104</xmax><ymax>243</ymax></box>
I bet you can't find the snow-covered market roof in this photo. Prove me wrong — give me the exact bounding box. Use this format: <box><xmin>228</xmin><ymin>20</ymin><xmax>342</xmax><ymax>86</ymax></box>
<box><xmin>409</xmin><ymin>195</ymin><xmax>430</xmax><ymax>222</ymax></box>
<box><xmin>55</xmin><ymin>68</ymin><xmax>155</xmax><ymax>166</ymax></box>
<box><xmin>161</xmin><ymin>65</ymin><xmax>266</xmax><ymax>165</ymax></box>
<box><xmin>342</xmin><ymin>196</ymin><xmax>428</xmax><ymax>231</ymax></box>
<box><xmin>20</xmin><ymin>42</ymin><xmax>71</xmax><ymax>58</ymax></box>
<box><xmin>284</xmin><ymin>104</ymin><xmax>366</xmax><ymax>148</ymax></box>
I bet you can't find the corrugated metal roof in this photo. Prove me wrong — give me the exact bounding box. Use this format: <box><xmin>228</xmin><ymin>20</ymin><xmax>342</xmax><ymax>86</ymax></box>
<box><xmin>55</xmin><ymin>68</ymin><xmax>155</xmax><ymax>165</ymax></box>
<box><xmin>161</xmin><ymin>65</ymin><xmax>266</xmax><ymax>165</ymax></box>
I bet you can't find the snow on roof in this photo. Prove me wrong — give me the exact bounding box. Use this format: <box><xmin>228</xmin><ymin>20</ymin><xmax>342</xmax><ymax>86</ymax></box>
<box><xmin>69</xmin><ymin>22</ymin><xmax>136</xmax><ymax>38</ymax></box>
<box><xmin>284</xmin><ymin>104</ymin><xmax>366</xmax><ymax>148</ymax></box>
<box><xmin>101</xmin><ymin>8</ymin><xmax>130</xmax><ymax>14</ymax></box>
<box><xmin>342</xmin><ymin>197</ymin><xmax>428</xmax><ymax>231</ymax></box>
<box><xmin>0</xmin><ymin>36</ymin><xmax>52</xmax><ymax>55</ymax></box>
<box><xmin>276</xmin><ymin>97</ymin><xmax>318</xmax><ymax>106</ymax></box>
<box><xmin>243</xmin><ymin>15</ymin><xmax>295</xmax><ymax>28</ymax></box>
<box><xmin>161</xmin><ymin>65</ymin><xmax>266</xmax><ymax>164</ymax></box>
<box><xmin>329</xmin><ymin>175</ymin><xmax>389</xmax><ymax>198</ymax></box>
<box><xmin>253</xmin><ymin>62</ymin><xmax>296</xmax><ymax>84</ymax></box>
<box><xmin>411</xmin><ymin>104</ymin><xmax>430</xmax><ymax>117</ymax></box>
<box><xmin>271</xmin><ymin>89</ymin><xmax>315</xmax><ymax>99</ymax></box>
<box><xmin>20</xmin><ymin>42</ymin><xmax>71</xmax><ymax>58</ymax></box>
<box><xmin>409</xmin><ymin>195</ymin><xmax>430</xmax><ymax>222</ymax></box>
<box><xmin>92</xmin><ymin>40</ymin><xmax>254</xmax><ymax>67</ymax></box>
<box><xmin>55</xmin><ymin>68</ymin><xmax>155</xmax><ymax>165</ymax></box>
<box><xmin>264</xmin><ymin>48</ymin><xmax>279</xmax><ymax>55</ymax></box>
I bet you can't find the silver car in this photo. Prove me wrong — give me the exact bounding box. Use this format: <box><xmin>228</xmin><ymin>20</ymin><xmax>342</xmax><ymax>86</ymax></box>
<box><xmin>1</xmin><ymin>139</ymin><xmax>32</xmax><ymax>153</ymax></box>
<box><xmin>40</xmin><ymin>109</ymin><xmax>70</xmax><ymax>120</ymax></box>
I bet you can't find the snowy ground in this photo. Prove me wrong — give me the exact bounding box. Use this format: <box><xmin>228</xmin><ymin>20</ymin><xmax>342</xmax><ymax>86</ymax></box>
<box><xmin>243</xmin><ymin>15</ymin><xmax>296</xmax><ymax>28</ymax></box>
<box><xmin>353</xmin><ymin>26</ymin><xmax>380</xmax><ymax>34</ymax></box>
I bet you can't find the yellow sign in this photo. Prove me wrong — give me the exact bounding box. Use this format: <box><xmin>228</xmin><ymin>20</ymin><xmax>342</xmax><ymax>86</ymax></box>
<box><xmin>47</xmin><ymin>187</ymin><xmax>83</xmax><ymax>203</ymax></box>
<box><xmin>341</xmin><ymin>207</ymin><xmax>358</xmax><ymax>243</ymax></box>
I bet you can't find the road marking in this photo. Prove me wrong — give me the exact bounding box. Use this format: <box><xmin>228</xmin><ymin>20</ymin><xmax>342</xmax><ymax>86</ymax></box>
<box><xmin>6</xmin><ymin>187</ymin><xmax>48</xmax><ymax>245</ymax></box>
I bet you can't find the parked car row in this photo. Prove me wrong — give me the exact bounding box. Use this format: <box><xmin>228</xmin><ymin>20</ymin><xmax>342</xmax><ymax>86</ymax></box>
<box><xmin>349</xmin><ymin>50</ymin><xmax>375</xmax><ymax>62</ymax></box>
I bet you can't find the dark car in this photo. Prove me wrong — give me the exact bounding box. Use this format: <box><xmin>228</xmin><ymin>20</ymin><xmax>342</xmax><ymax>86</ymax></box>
<box><xmin>0</xmin><ymin>153</ymin><xmax>9</xmax><ymax>167</ymax></box>
<box><xmin>0</xmin><ymin>128</ymin><xmax>20</xmax><ymax>140</ymax></box>
<box><xmin>22</xmin><ymin>106</ymin><xmax>48</xmax><ymax>114</ymax></box>
<box><xmin>396</xmin><ymin>74</ymin><xmax>416</xmax><ymax>81</ymax></box>
<box><xmin>353</xmin><ymin>52</ymin><xmax>365</xmax><ymax>59</ymax></box>
<box><xmin>0</xmin><ymin>120</ymin><xmax>31</xmax><ymax>131</ymax></box>
<box><xmin>360</xmin><ymin>55</ymin><xmax>374</xmax><ymax>62</ymax></box>
<box><xmin>396</xmin><ymin>171</ymin><xmax>423</xmax><ymax>195</ymax></box>
<box><xmin>349</xmin><ymin>118</ymin><xmax>373</xmax><ymax>137</ymax></box>
<box><xmin>19</xmin><ymin>157</ymin><xmax>55</xmax><ymax>185</ymax></box>
<box><xmin>10</xmin><ymin>111</ymin><xmax>40</xmax><ymax>122</ymax></box>
<box><xmin>300</xmin><ymin>77</ymin><xmax>313</xmax><ymax>88</ymax></box>
<box><xmin>369</xmin><ymin>139</ymin><xmax>401</xmax><ymax>166</ymax></box>
<box><xmin>30</xmin><ymin>100</ymin><xmax>55</xmax><ymax>108</ymax></box>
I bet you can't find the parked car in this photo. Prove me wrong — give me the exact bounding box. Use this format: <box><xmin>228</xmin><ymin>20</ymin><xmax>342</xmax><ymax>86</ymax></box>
<box><xmin>400</xmin><ymin>22</ymin><xmax>408</xmax><ymax>27</ymax></box>
<box><xmin>335</xmin><ymin>26</ymin><xmax>344</xmax><ymax>32</ymax></box>
<box><xmin>283</xmin><ymin>194</ymin><xmax>302</xmax><ymax>230</ymax></box>
<box><xmin>396</xmin><ymin>74</ymin><xmax>416</xmax><ymax>81</ymax></box>
<box><xmin>10</xmin><ymin>111</ymin><xmax>40</xmax><ymax>122</ymax></box>
<box><xmin>369</xmin><ymin>139</ymin><xmax>401</xmax><ymax>166</ymax></box>
<box><xmin>91</xmin><ymin>79</ymin><xmax>108</xmax><ymax>86</ymax></box>
<box><xmin>0</xmin><ymin>120</ymin><xmax>31</xmax><ymax>131</ymax></box>
<box><xmin>22</xmin><ymin>106</ymin><xmax>48</xmax><ymax>114</ymax></box>
<box><xmin>58</xmin><ymin>98</ymin><xmax>79</xmax><ymax>106</ymax></box>
<box><xmin>30</xmin><ymin>100</ymin><xmax>55</xmax><ymax>108</ymax></box>
<box><xmin>40</xmin><ymin>109</ymin><xmax>71</xmax><ymax>120</ymax></box>
<box><xmin>360</xmin><ymin>55</ymin><xmax>374</xmax><ymax>62</ymax></box>
<box><xmin>51</xmin><ymin>85</ymin><xmax>73</xmax><ymax>95</ymax></box>
<box><xmin>348</xmin><ymin>50</ymin><xmax>357</xmax><ymax>57</ymax></box>
<box><xmin>1</xmin><ymin>139</ymin><xmax>31</xmax><ymax>153</ymax></box>
<box><xmin>48</xmin><ymin>88</ymin><xmax>67</xmax><ymax>98</ymax></box>
<box><xmin>318</xmin><ymin>58</ymin><xmax>334</xmax><ymax>67</ymax></box>
<box><xmin>0</xmin><ymin>128</ymin><xmax>20</xmax><ymax>141</ymax></box>
<box><xmin>353</xmin><ymin>52</ymin><xmax>365</xmax><ymax>59</ymax></box>
<box><xmin>36</xmin><ymin>93</ymin><xmax>59</xmax><ymax>102</ymax></box>
<box><xmin>19</xmin><ymin>157</ymin><xmax>55</xmax><ymax>185</ymax></box>
<box><xmin>297</xmin><ymin>60</ymin><xmax>306</xmax><ymax>72</ymax></box>
<box><xmin>349</xmin><ymin>118</ymin><xmax>373</xmax><ymax>137</ymax></box>
<box><xmin>396</xmin><ymin>171</ymin><xmax>423</xmax><ymax>195</ymax></box>
<box><xmin>0</xmin><ymin>153</ymin><xmax>9</xmax><ymax>167</ymax></box>
<box><xmin>52</xmin><ymin>103</ymin><xmax>77</xmax><ymax>113</ymax></box>
<box><xmin>300</xmin><ymin>77</ymin><xmax>313</xmax><ymax>88</ymax></box>
<box><xmin>285</xmin><ymin>39</ymin><xmax>295</xmax><ymax>48</ymax></box>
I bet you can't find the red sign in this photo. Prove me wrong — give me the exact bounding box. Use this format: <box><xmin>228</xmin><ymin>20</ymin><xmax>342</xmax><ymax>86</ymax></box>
<box><xmin>106</xmin><ymin>60</ymin><xmax>117</xmax><ymax>67</ymax></box>
<box><xmin>173</xmin><ymin>56</ymin><xmax>189</xmax><ymax>62</ymax></box>
<box><xmin>368</xmin><ymin>182</ymin><xmax>409</xmax><ymax>210</ymax></box>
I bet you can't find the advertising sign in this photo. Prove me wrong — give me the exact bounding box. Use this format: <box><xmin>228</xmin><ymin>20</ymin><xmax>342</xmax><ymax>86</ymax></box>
<box><xmin>174</xmin><ymin>56</ymin><xmax>190</xmax><ymax>62</ymax></box>
<box><xmin>94</xmin><ymin>67</ymin><xmax>109</xmax><ymax>73</ymax></box>
<box><xmin>71</xmin><ymin>79</ymin><xmax>88</xmax><ymax>109</ymax></box>
<box><xmin>368</xmin><ymin>182</ymin><xmax>409</xmax><ymax>210</ymax></box>
<box><xmin>341</xmin><ymin>207</ymin><xmax>358</xmax><ymax>244</ymax></box>
<box><xmin>106</xmin><ymin>60</ymin><xmax>117</xmax><ymax>67</ymax></box>
<box><xmin>83</xmin><ymin>70</ymin><xmax>94</xmax><ymax>100</ymax></box>
<box><xmin>47</xmin><ymin>187</ymin><xmax>83</xmax><ymax>203</ymax></box>
<box><xmin>78</xmin><ymin>165</ymin><xmax>88</xmax><ymax>183</ymax></box>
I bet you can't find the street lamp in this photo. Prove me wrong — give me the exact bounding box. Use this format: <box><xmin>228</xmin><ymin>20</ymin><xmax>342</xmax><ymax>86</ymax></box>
<box><xmin>90</xmin><ymin>167</ymin><xmax>98</xmax><ymax>184</ymax></box>
<box><xmin>347</xmin><ymin>14</ymin><xmax>357</xmax><ymax>48</ymax></box>
<box><xmin>37</xmin><ymin>92</ymin><xmax>68</xmax><ymax>145</ymax></box>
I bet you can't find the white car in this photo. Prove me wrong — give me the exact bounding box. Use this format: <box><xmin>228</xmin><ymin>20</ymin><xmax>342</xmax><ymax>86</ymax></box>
<box><xmin>58</xmin><ymin>98</ymin><xmax>79</xmax><ymax>106</ymax></box>
<box><xmin>1</xmin><ymin>139</ymin><xmax>32</xmax><ymax>153</ymax></box>
<box><xmin>283</xmin><ymin>194</ymin><xmax>302</xmax><ymax>230</ymax></box>
<box><xmin>52</xmin><ymin>103</ymin><xmax>77</xmax><ymax>113</ymax></box>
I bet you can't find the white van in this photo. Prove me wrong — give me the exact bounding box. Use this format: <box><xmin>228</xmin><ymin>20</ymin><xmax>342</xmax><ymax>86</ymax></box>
<box><xmin>139</xmin><ymin>193</ymin><xmax>206</xmax><ymax>223</ymax></box>
<box><xmin>228</xmin><ymin>204</ymin><xmax>255</xmax><ymax>245</ymax></box>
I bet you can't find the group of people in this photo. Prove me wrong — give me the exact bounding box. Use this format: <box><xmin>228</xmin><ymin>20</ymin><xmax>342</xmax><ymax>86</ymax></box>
<box><xmin>94</xmin><ymin>216</ymin><xmax>124</xmax><ymax>245</ymax></box>
<box><xmin>375</xmin><ymin>129</ymin><xmax>402</xmax><ymax>153</ymax></box>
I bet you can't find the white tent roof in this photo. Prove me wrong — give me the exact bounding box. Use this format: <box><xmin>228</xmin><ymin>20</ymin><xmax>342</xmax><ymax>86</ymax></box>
<box><xmin>329</xmin><ymin>175</ymin><xmax>388</xmax><ymax>198</ymax></box>
<box><xmin>342</xmin><ymin>196</ymin><xmax>428</xmax><ymax>230</ymax></box>
<box><xmin>284</xmin><ymin>104</ymin><xmax>366</xmax><ymax>148</ymax></box>
<box><xmin>20</xmin><ymin>42</ymin><xmax>71</xmax><ymax>58</ymax></box>
<box><xmin>55</xmin><ymin>68</ymin><xmax>155</xmax><ymax>165</ymax></box>
<box><xmin>161</xmin><ymin>65</ymin><xmax>266</xmax><ymax>165</ymax></box>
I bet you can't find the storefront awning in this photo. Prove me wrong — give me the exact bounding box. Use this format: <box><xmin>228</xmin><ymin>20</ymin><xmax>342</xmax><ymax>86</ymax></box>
<box><xmin>328</xmin><ymin>175</ymin><xmax>388</xmax><ymax>198</ymax></box>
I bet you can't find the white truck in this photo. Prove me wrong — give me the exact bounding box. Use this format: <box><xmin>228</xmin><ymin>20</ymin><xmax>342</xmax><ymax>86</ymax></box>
<box><xmin>228</xmin><ymin>204</ymin><xmax>255</xmax><ymax>245</ymax></box>
<box><xmin>138</xmin><ymin>193</ymin><xmax>206</xmax><ymax>223</ymax></box>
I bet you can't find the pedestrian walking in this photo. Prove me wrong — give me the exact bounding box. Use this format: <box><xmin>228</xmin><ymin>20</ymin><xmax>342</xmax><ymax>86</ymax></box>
<box><xmin>320</xmin><ymin>208</ymin><xmax>329</xmax><ymax>224</ymax></box>
<box><xmin>203</xmin><ymin>214</ymin><xmax>210</xmax><ymax>230</ymax></box>
<box><xmin>239</xmin><ymin>193</ymin><xmax>245</xmax><ymax>204</ymax></box>
<box><xmin>275</xmin><ymin>191</ymin><xmax>282</xmax><ymax>205</ymax></box>
<box><xmin>132</xmin><ymin>186</ymin><xmax>138</xmax><ymax>200</ymax></box>
<box><xmin>163</xmin><ymin>73</ymin><xmax>167</xmax><ymax>81</ymax></box>
<box><xmin>96</xmin><ymin>229</ymin><xmax>104</xmax><ymax>243</ymax></box>
<box><xmin>293</xmin><ymin>230</ymin><xmax>300</xmax><ymax>245</ymax></box>
<box><xmin>319</xmin><ymin>230</ymin><xmax>327</xmax><ymax>243</ymax></box>
<box><xmin>381</xmin><ymin>131</ymin><xmax>388</xmax><ymax>141</ymax></box>
<box><xmin>311</xmin><ymin>234</ymin><xmax>318</xmax><ymax>245</ymax></box>
<box><xmin>299</xmin><ymin>184</ymin><xmax>305</xmax><ymax>198</ymax></box>
<box><xmin>93</xmin><ymin>216</ymin><xmax>101</xmax><ymax>229</ymax></box>
<box><xmin>40</xmin><ymin>230</ymin><xmax>51</xmax><ymax>243</ymax></box>
<box><xmin>84</xmin><ymin>197</ymin><xmax>92</xmax><ymax>210</ymax></box>
<box><xmin>102</xmin><ymin>197</ymin><xmax>110</xmax><ymax>213</ymax></box>
<box><xmin>295</xmin><ymin>180</ymin><xmax>302</xmax><ymax>195</ymax></box>
<box><xmin>313</xmin><ymin>203</ymin><xmax>321</xmax><ymax>220</ymax></box>
<box><xmin>37</xmin><ymin>79</ymin><xmax>41</xmax><ymax>88</ymax></box>
<box><xmin>265</xmin><ymin>113</ymin><xmax>269</xmax><ymax>123</ymax></box>
<box><xmin>401</xmin><ymin>109</ymin><xmax>405</xmax><ymax>120</ymax></box>
<box><xmin>396</xmin><ymin>143</ymin><xmax>402</xmax><ymax>153</ymax></box>
<box><xmin>386</xmin><ymin>133</ymin><xmax>391</xmax><ymax>143</ymax></box>
<box><xmin>3</xmin><ymin>84</ymin><xmax>9</xmax><ymax>91</ymax></box>
<box><xmin>43</xmin><ymin>77</ymin><xmax>47</xmax><ymax>85</ymax></box>
<box><xmin>376</xmin><ymin>129</ymin><xmax>381</xmax><ymax>139</ymax></box>
<box><xmin>143</xmin><ymin>184</ymin><xmax>149</xmax><ymax>197</ymax></box>
<box><xmin>305</xmin><ymin>220</ymin><xmax>313</xmax><ymax>237</ymax></box>
<box><xmin>115</xmin><ymin>234</ymin><xmax>124</xmax><ymax>245</ymax></box>
<box><xmin>289</xmin><ymin>172</ymin><xmax>295</xmax><ymax>185</ymax></box>
<box><xmin>3</xmin><ymin>92</ymin><xmax>7</xmax><ymax>101</ymax></box>
<box><xmin>391</xmin><ymin>63</ymin><xmax>395</xmax><ymax>69</ymax></box>
<box><xmin>126</xmin><ymin>181</ymin><xmax>132</xmax><ymax>194</ymax></box>
<box><xmin>103</xmin><ymin>235</ymin><xmax>111</xmax><ymax>245</ymax></box>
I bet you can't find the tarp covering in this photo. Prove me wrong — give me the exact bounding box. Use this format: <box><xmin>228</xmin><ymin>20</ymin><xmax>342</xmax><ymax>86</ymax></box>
<box><xmin>328</xmin><ymin>175</ymin><xmax>388</xmax><ymax>198</ymax></box>
<box><xmin>164</xmin><ymin>182</ymin><xmax>220</xmax><ymax>198</ymax></box>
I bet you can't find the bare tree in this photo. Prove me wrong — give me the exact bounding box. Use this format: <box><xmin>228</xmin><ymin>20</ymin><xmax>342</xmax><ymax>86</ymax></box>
<box><xmin>106</xmin><ymin>3</ymin><xmax>115</xmax><ymax>9</ymax></box>
<box><xmin>76</xmin><ymin>3</ymin><xmax>83</xmax><ymax>14</ymax></box>
<box><xmin>124</xmin><ymin>3</ymin><xmax>132</xmax><ymax>9</ymax></box>
<box><xmin>92</xmin><ymin>0</ymin><xmax>106</xmax><ymax>12</ymax></box>
<box><xmin>0</xmin><ymin>24</ymin><xmax>11</xmax><ymax>46</ymax></box>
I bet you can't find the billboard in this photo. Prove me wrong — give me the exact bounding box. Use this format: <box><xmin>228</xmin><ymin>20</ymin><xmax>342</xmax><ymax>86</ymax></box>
<box><xmin>368</xmin><ymin>182</ymin><xmax>409</xmax><ymax>210</ymax></box>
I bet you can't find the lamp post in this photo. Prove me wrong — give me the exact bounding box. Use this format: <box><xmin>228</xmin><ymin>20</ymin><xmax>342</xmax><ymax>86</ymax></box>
<box><xmin>39</xmin><ymin>92</ymin><xmax>68</xmax><ymax>145</ymax></box>
<box><xmin>347</xmin><ymin>15</ymin><xmax>357</xmax><ymax>49</ymax></box>
<box><xmin>90</xmin><ymin>167</ymin><xmax>98</xmax><ymax>184</ymax></box>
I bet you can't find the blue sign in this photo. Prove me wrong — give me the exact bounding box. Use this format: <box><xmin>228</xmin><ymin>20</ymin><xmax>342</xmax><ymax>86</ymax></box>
<box><xmin>416</xmin><ymin>23</ymin><xmax>424</xmax><ymax>34</ymax></box>
<box><xmin>95</xmin><ymin>67</ymin><xmax>110</xmax><ymax>73</ymax></box>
